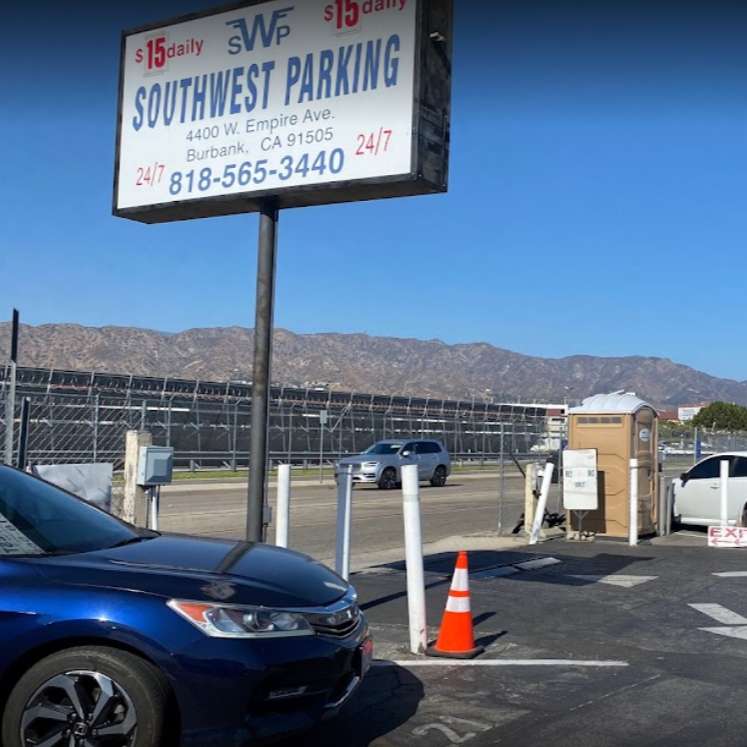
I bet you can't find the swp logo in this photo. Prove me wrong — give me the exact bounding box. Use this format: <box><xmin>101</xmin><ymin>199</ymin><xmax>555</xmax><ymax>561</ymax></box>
<box><xmin>226</xmin><ymin>6</ymin><xmax>294</xmax><ymax>54</ymax></box>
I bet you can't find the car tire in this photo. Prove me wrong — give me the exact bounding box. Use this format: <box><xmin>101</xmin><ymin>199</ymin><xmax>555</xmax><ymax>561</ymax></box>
<box><xmin>2</xmin><ymin>646</ymin><xmax>169</xmax><ymax>747</ymax></box>
<box><xmin>670</xmin><ymin>503</ymin><xmax>681</xmax><ymax>531</ymax></box>
<box><xmin>430</xmin><ymin>466</ymin><xmax>448</xmax><ymax>488</ymax></box>
<box><xmin>378</xmin><ymin>468</ymin><xmax>397</xmax><ymax>490</ymax></box>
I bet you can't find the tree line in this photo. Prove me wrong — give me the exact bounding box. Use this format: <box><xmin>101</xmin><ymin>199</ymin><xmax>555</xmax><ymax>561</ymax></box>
<box><xmin>691</xmin><ymin>402</ymin><xmax>747</xmax><ymax>431</ymax></box>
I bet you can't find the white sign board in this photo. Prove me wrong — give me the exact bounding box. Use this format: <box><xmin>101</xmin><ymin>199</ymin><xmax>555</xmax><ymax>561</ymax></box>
<box><xmin>114</xmin><ymin>0</ymin><xmax>452</xmax><ymax>223</ymax></box>
<box><xmin>34</xmin><ymin>464</ymin><xmax>114</xmax><ymax>512</ymax></box>
<box><xmin>562</xmin><ymin>449</ymin><xmax>598</xmax><ymax>511</ymax></box>
<box><xmin>708</xmin><ymin>526</ymin><xmax>747</xmax><ymax>548</ymax></box>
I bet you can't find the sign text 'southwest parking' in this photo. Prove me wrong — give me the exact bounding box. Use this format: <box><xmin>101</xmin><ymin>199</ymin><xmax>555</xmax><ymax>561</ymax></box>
<box><xmin>114</xmin><ymin>0</ymin><xmax>452</xmax><ymax>223</ymax></box>
<box><xmin>130</xmin><ymin>36</ymin><xmax>403</xmax><ymax>130</ymax></box>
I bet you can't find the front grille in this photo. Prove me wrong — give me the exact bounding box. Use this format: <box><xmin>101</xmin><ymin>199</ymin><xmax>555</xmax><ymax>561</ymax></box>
<box><xmin>312</xmin><ymin>617</ymin><xmax>360</xmax><ymax>638</ymax></box>
<box><xmin>306</xmin><ymin>604</ymin><xmax>361</xmax><ymax>638</ymax></box>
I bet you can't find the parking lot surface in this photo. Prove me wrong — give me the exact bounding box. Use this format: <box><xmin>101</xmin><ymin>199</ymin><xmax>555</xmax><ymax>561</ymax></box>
<box><xmin>159</xmin><ymin>474</ymin><xmax>542</xmax><ymax>565</ymax></box>
<box><xmin>288</xmin><ymin>538</ymin><xmax>747</xmax><ymax>746</ymax></box>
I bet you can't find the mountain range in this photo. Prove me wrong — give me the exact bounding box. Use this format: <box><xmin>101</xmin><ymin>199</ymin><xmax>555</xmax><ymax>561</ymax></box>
<box><xmin>0</xmin><ymin>322</ymin><xmax>744</xmax><ymax>407</ymax></box>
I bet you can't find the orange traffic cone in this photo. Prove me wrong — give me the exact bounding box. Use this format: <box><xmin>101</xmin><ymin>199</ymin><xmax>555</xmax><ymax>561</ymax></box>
<box><xmin>427</xmin><ymin>551</ymin><xmax>484</xmax><ymax>659</ymax></box>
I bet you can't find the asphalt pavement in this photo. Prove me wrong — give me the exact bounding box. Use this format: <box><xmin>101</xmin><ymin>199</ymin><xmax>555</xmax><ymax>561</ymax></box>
<box><xmin>157</xmin><ymin>462</ymin><xmax>722</xmax><ymax>746</ymax></box>
<box><xmin>292</xmin><ymin>537</ymin><xmax>747</xmax><ymax>746</ymax></box>
<box><xmin>158</xmin><ymin>474</ymin><xmax>551</xmax><ymax>567</ymax></box>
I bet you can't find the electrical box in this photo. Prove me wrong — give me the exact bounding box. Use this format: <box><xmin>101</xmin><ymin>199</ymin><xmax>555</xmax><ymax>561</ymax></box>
<box><xmin>137</xmin><ymin>446</ymin><xmax>174</xmax><ymax>487</ymax></box>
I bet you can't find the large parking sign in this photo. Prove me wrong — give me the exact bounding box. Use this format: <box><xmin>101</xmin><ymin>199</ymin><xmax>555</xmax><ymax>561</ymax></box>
<box><xmin>114</xmin><ymin>0</ymin><xmax>452</xmax><ymax>223</ymax></box>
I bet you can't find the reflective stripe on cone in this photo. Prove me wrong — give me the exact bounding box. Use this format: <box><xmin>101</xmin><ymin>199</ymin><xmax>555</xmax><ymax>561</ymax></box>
<box><xmin>426</xmin><ymin>551</ymin><xmax>484</xmax><ymax>659</ymax></box>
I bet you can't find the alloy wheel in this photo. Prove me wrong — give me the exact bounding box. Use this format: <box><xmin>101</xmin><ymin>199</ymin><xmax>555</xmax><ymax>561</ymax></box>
<box><xmin>20</xmin><ymin>670</ymin><xmax>136</xmax><ymax>747</ymax></box>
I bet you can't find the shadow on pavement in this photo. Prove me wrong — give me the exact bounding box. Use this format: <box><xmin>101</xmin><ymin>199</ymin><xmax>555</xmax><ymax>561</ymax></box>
<box><xmin>360</xmin><ymin>575</ymin><xmax>449</xmax><ymax>612</ymax></box>
<box><xmin>272</xmin><ymin>663</ymin><xmax>424</xmax><ymax>746</ymax></box>
<box><xmin>380</xmin><ymin>549</ymin><xmax>541</xmax><ymax>575</ymax></box>
<box><xmin>359</xmin><ymin>550</ymin><xmax>659</xmax><ymax>614</ymax></box>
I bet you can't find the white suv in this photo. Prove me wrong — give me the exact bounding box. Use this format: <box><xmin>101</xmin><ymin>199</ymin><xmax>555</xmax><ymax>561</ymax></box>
<box><xmin>336</xmin><ymin>439</ymin><xmax>451</xmax><ymax>489</ymax></box>
<box><xmin>673</xmin><ymin>452</ymin><xmax>747</xmax><ymax>526</ymax></box>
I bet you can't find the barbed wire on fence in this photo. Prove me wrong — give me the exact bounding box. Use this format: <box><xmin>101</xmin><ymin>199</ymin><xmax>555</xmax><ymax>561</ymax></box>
<box><xmin>0</xmin><ymin>368</ymin><xmax>568</xmax><ymax>471</ymax></box>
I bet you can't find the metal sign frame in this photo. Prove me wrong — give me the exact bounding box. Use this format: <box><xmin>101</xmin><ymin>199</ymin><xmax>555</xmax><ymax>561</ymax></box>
<box><xmin>112</xmin><ymin>0</ymin><xmax>452</xmax><ymax>224</ymax></box>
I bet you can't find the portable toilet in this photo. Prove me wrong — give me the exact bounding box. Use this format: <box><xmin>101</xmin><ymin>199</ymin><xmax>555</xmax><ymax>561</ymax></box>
<box><xmin>568</xmin><ymin>392</ymin><xmax>658</xmax><ymax>538</ymax></box>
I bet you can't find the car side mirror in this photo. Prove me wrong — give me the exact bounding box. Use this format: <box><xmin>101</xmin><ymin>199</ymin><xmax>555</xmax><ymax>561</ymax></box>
<box><xmin>680</xmin><ymin>472</ymin><xmax>688</xmax><ymax>484</ymax></box>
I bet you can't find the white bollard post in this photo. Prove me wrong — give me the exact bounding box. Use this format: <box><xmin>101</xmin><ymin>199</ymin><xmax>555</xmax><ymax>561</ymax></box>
<box><xmin>275</xmin><ymin>464</ymin><xmax>291</xmax><ymax>548</ymax></box>
<box><xmin>148</xmin><ymin>486</ymin><xmax>160</xmax><ymax>531</ymax></box>
<box><xmin>402</xmin><ymin>464</ymin><xmax>427</xmax><ymax>655</ymax></box>
<box><xmin>629</xmin><ymin>458</ymin><xmax>639</xmax><ymax>546</ymax></box>
<box><xmin>529</xmin><ymin>463</ymin><xmax>554</xmax><ymax>545</ymax></box>
<box><xmin>335</xmin><ymin>465</ymin><xmax>353</xmax><ymax>580</ymax></box>
<box><xmin>720</xmin><ymin>458</ymin><xmax>729</xmax><ymax>527</ymax></box>
<box><xmin>524</xmin><ymin>463</ymin><xmax>537</xmax><ymax>538</ymax></box>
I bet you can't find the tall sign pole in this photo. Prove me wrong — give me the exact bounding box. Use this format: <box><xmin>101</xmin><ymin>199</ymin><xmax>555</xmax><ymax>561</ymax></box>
<box><xmin>113</xmin><ymin>1</ymin><xmax>453</xmax><ymax>543</ymax></box>
<box><xmin>247</xmin><ymin>204</ymin><xmax>278</xmax><ymax>542</ymax></box>
<box><xmin>4</xmin><ymin>309</ymin><xmax>19</xmax><ymax>466</ymax></box>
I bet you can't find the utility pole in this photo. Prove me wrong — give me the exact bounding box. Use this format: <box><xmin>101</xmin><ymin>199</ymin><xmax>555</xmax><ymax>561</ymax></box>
<box><xmin>4</xmin><ymin>309</ymin><xmax>19</xmax><ymax>466</ymax></box>
<box><xmin>497</xmin><ymin>423</ymin><xmax>505</xmax><ymax>534</ymax></box>
<box><xmin>246</xmin><ymin>204</ymin><xmax>278</xmax><ymax>543</ymax></box>
<box><xmin>319</xmin><ymin>410</ymin><xmax>328</xmax><ymax>484</ymax></box>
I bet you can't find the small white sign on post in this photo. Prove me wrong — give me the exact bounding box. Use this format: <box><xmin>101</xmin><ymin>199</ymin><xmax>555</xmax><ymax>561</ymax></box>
<box><xmin>562</xmin><ymin>448</ymin><xmax>598</xmax><ymax>540</ymax></box>
<box><xmin>562</xmin><ymin>449</ymin><xmax>598</xmax><ymax>511</ymax></box>
<box><xmin>708</xmin><ymin>526</ymin><xmax>747</xmax><ymax>548</ymax></box>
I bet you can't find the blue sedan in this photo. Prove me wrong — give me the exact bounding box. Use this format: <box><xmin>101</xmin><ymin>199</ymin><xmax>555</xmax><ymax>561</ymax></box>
<box><xmin>0</xmin><ymin>465</ymin><xmax>371</xmax><ymax>746</ymax></box>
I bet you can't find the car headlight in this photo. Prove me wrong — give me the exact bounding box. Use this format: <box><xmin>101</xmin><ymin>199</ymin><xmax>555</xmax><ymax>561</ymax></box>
<box><xmin>362</xmin><ymin>462</ymin><xmax>378</xmax><ymax>469</ymax></box>
<box><xmin>168</xmin><ymin>600</ymin><xmax>314</xmax><ymax>638</ymax></box>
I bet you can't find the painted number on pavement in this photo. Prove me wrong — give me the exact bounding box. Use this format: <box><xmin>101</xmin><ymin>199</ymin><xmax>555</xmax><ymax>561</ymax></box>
<box><xmin>413</xmin><ymin>716</ymin><xmax>492</xmax><ymax>744</ymax></box>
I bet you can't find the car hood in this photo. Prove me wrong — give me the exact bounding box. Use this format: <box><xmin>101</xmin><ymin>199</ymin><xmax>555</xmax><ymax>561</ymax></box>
<box><xmin>30</xmin><ymin>535</ymin><xmax>349</xmax><ymax>608</ymax></box>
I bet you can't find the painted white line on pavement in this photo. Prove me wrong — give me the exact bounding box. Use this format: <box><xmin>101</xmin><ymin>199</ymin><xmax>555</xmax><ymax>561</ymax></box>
<box><xmin>689</xmin><ymin>603</ymin><xmax>747</xmax><ymax>625</ymax></box>
<box><xmin>513</xmin><ymin>557</ymin><xmax>562</xmax><ymax>571</ymax></box>
<box><xmin>374</xmin><ymin>659</ymin><xmax>629</xmax><ymax>668</ymax></box>
<box><xmin>713</xmin><ymin>572</ymin><xmax>747</xmax><ymax>577</ymax></box>
<box><xmin>568</xmin><ymin>574</ymin><xmax>658</xmax><ymax>588</ymax></box>
<box><xmin>472</xmin><ymin>566</ymin><xmax>520</xmax><ymax>580</ymax></box>
<box><xmin>699</xmin><ymin>626</ymin><xmax>747</xmax><ymax>641</ymax></box>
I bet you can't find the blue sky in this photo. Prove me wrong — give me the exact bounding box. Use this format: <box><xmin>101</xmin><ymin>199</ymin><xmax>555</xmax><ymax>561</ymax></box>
<box><xmin>1</xmin><ymin>1</ymin><xmax>746</xmax><ymax>379</ymax></box>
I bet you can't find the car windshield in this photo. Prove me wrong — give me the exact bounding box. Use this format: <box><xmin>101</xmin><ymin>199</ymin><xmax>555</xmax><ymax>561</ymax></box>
<box><xmin>364</xmin><ymin>442</ymin><xmax>404</xmax><ymax>455</ymax></box>
<box><xmin>0</xmin><ymin>466</ymin><xmax>143</xmax><ymax>556</ymax></box>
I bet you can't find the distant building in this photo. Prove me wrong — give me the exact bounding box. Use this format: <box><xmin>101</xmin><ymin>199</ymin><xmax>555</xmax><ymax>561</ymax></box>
<box><xmin>678</xmin><ymin>403</ymin><xmax>709</xmax><ymax>422</ymax></box>
<box><xmin>529</xmin><ymin>405</ymin><xmax>568</xmax><ymax>452</ymax></box>
<box><xmin>657</xmin><ymin>409</ymin><xmax>679</xmax><ymax>422</ymax></box>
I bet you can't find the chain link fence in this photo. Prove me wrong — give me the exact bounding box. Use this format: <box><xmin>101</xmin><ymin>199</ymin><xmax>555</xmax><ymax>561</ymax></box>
<box><xmin>1</xmin><ymin>368</ymin><xmax>566</xmax><ymax>472</ymax></box>
<box><xmin>660</xmin><ymin>430</ymin><xmax>747</xmax><ymax>457</ymax></box>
